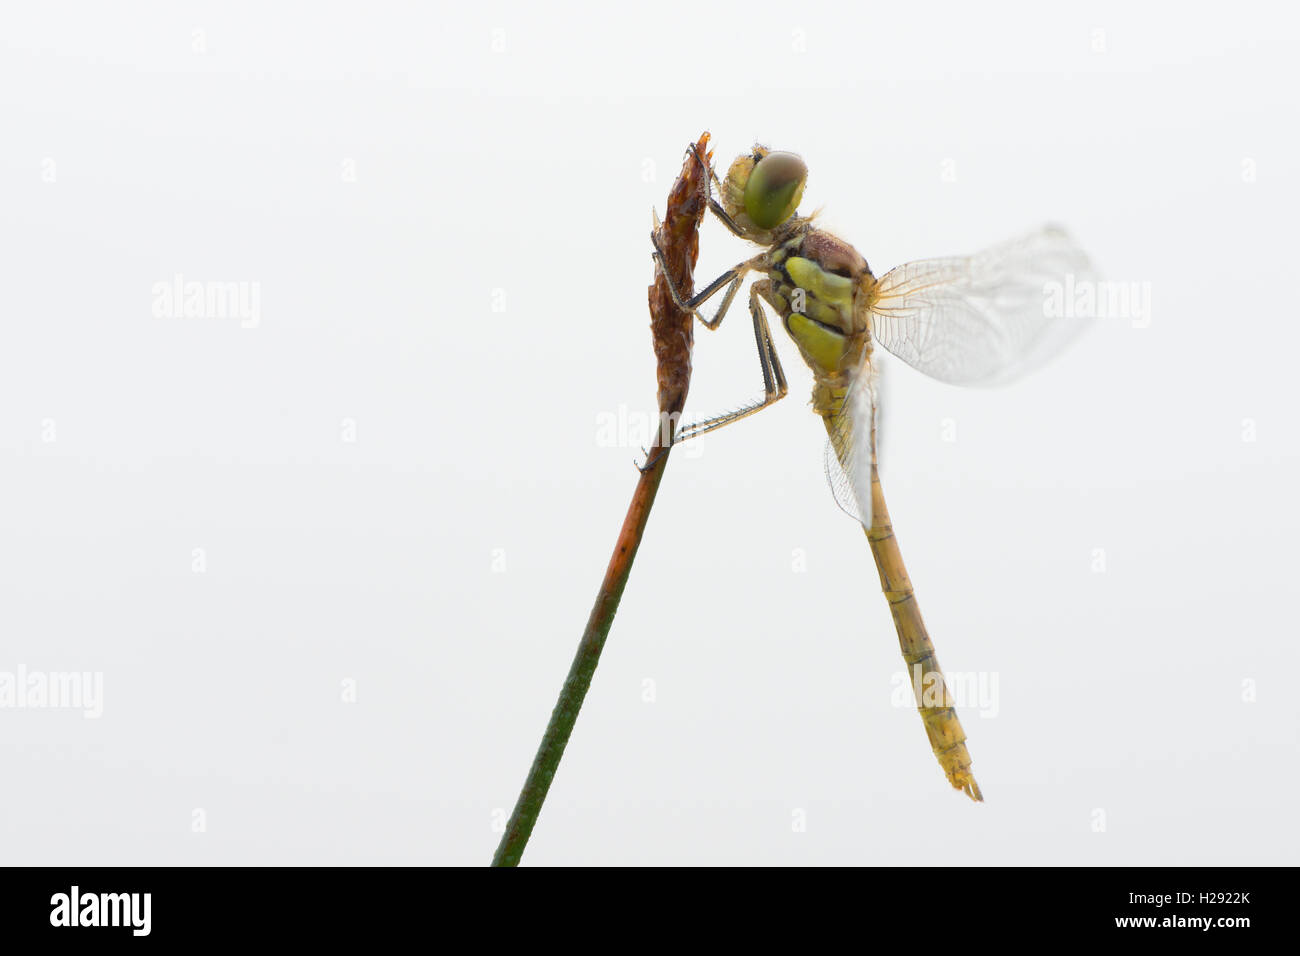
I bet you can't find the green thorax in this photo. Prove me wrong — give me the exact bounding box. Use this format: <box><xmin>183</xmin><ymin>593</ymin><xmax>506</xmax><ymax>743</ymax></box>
<box><xmin>765</xmin><ymin>227</ymin><xmax>875</xmax><ymax>414</ymax></box>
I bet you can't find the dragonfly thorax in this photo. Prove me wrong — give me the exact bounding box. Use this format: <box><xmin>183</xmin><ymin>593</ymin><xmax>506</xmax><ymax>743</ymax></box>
<box><xmin>766</xmin><ymin>226</ymin><xmax>876</xmax><ymax>379</ymax></box>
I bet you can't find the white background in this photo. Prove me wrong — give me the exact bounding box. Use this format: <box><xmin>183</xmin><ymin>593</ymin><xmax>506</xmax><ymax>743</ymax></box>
<box><xmin>1</xmin><ymin>2</ymin><xmax>1296</xmax><ymax>865</ymax></box>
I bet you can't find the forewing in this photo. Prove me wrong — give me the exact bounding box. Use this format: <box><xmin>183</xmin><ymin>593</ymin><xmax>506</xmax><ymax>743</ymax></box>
<box><xmin>868</xmin><ymin>225</ymin><xmax>1095</xmax><ymax>386</ymax></box>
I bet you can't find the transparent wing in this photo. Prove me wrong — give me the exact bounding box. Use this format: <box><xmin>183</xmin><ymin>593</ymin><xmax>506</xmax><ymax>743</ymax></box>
<box><xmin>824</xmin><ymin>363</ymin><xmax>878</xmax><ymax>529</ymax></box>
<box><xmin>868</xmin><ymin>225</ymin><xmax>1095</xmax><ymax>386</ymax></box>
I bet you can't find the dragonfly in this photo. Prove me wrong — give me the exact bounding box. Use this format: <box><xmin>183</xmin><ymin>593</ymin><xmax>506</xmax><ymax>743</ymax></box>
<box><xmin>652</xmin><ymin>144</ymin><xmax>1093</xmax><ymax>801</ymax></box>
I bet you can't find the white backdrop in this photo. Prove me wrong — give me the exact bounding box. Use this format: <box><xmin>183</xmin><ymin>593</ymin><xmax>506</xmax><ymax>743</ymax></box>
<box><xmin>0</xmin><ymin>1</ymin><xmax>1295</xmax><ymax>865</ymax></box>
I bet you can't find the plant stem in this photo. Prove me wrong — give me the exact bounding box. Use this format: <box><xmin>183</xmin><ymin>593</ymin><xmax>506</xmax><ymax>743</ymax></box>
<box><xmin>490</xmin><ymin>133</ymin><xmax>710</xmax><ymax>867</ymax></box>
<box><xmin>490</xmin><ymin>450</ymin><xmax>670</xmax><ymax>867</ymax></box>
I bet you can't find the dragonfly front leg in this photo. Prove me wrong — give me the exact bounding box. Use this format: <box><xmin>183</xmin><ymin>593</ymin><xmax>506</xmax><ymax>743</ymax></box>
<box><xmin>706</xmin><ymin>199</ymin><xmax>749</xmax><ymax>239</ymax></box>
<box><xmin>681</xmin><ymin>141</ymin><xmax>748</xmax><ymax>239</ymax></box>
<box><xmin>674</xmin><ymin>280</ymin><xmax>788</xmax><ymax>444</ymax></box>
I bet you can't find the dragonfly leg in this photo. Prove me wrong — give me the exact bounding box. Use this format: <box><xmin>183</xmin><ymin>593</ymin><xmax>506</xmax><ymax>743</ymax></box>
<box><xmin>635</xmin><ymin>445</ymin><xmax>663</xmax><ymax>473</ymax></box>
<box><xmin>682</xmin><ymin>142</ymin><xmax>749</xmax><ymax>239</ymax></box>
<box><xmin>649</xmin><ymin>235</ymin><xmax>763</xmax><ymax>329</ymax></box>
<box><xmin>686</xmin><ymin>141</ymin><xmax>719</xmax><ymax>187</ymax></box>
<box><xmin>706</xmin><ymin>199</ymin><xmax>748</xmax><ymax>238</ymax></box>
<box><xmin>673</xmin><ymin>281</ymin><xmax>788</xmax><ymax>444</ymax></box>
<box><xmin>683</xmin><ymin>141</ymin><xmax>747</xmax><ymax>236</ymax></box>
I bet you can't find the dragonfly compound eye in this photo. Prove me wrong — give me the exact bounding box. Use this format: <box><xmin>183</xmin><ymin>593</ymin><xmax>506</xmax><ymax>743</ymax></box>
<box><xmin>744</xmin><ymin>151</ymin><xmax>807</xmax><ymax>230</ymax></box>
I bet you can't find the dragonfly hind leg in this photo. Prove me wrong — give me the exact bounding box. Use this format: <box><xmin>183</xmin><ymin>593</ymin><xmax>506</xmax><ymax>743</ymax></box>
<box><xmin>673</xmin><ymin>280</ymin><xmax>788</xmax><ymax>444</ymax></box>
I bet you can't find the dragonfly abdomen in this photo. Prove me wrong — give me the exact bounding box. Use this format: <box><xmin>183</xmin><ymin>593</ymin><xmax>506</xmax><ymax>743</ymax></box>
<box><xmin>867</xmin><ymin>473</ymin><xmax>984</xmax><ymax>803</ymax></box>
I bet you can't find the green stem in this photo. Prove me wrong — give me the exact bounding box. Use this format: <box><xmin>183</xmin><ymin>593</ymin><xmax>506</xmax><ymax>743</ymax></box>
<box><xmin>491</xmin><ymin>449</ymin><xmax>671</xmax><ymax>866</ymax></box>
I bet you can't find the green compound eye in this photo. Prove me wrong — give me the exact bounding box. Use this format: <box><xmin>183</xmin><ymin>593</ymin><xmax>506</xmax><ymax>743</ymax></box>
<box><xmin>744</xmin><ymin>151</ymin><xmax>807</xmax><ymax>230</ymax></box>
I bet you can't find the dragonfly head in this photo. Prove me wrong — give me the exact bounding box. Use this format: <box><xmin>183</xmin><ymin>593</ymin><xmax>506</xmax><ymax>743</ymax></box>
<box><xmin>723</xmin><ymin>146</ymin><xmax>808</xmax><ymax>239</ymax></box>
